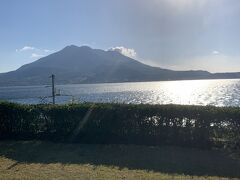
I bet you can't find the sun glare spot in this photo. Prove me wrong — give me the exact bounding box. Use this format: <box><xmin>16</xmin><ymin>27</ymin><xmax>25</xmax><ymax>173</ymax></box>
<box><xmin>161</xmin><ymin>80</ymin><xmax>212</xmax><ymax>105</ymax></box>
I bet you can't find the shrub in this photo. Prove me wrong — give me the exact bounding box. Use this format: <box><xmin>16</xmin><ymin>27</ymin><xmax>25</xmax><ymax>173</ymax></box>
<box><xmin>0</xmin><ymin>102</ymin><xmax>239</xmax><ymax>149</ymax></box>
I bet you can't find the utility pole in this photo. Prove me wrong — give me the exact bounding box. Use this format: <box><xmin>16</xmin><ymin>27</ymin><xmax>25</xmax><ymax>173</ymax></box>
<box><xmin>50</xmin><ymin>74</ymin><xmax>55</xmax><ymax>104</ymax></box>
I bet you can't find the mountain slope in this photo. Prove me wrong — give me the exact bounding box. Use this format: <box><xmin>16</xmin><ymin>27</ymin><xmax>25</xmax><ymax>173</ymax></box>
<box><xmin>0</xmin><ymin>45</ymin><xmax>239</xmax><ymax>86</ymax></box>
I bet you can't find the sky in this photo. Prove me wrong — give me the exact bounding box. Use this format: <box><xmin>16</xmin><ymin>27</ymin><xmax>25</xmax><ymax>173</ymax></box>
<box><xmin>0</xmin><ymin>0</ymin><xmax>240</xmax><ymax>73</ymax></box>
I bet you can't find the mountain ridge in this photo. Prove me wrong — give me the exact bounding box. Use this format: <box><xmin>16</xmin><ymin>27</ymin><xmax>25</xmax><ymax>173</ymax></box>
<box><xmin>0</xmin><ymin>45</ymin><xmax>239</xmax><ymax>86</ymax></box>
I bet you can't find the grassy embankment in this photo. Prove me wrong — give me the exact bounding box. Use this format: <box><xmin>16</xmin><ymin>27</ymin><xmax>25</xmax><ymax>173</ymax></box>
<box><xmin>0</xmin><ymin>141</ymin><xmax>239</xmax><ymax>179</ymax></box>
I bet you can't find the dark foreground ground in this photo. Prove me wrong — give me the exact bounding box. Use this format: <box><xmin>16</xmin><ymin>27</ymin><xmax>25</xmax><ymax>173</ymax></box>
<box><xmin>0</xmin><ymin>141</ymin><xmax>239</xmax><ymax>180</ymax></box>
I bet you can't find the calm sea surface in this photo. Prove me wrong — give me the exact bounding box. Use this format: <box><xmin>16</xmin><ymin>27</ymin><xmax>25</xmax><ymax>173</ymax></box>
<box><xmin>0</xmin><ymin>79</ymin><xmax>240</xmax><ymax>106</ymax></box>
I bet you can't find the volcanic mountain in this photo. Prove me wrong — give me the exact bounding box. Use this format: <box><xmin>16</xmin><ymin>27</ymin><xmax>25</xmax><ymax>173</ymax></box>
<box><xmin>0</xmin><ymin>45</ymin><xmax>239</xmax><ymax>86</ymax></box>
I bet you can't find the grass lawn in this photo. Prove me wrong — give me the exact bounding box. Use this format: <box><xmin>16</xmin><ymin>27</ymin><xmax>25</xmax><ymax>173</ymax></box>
<box><xmin>0</xmin><ymin>141</ymin><xmax>239</xmax><ymax>179</ymax></box>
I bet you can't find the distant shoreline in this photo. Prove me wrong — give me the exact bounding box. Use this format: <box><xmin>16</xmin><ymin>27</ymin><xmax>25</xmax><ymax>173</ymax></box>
<box><xmin>0</xmin><ymin>77</ymin><xmax>240</xmax><ymax>88</ymax></box>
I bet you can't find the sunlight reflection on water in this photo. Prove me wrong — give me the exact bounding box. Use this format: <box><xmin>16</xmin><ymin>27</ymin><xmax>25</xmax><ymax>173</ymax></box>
<box><xmin>0</xmin><ymin>79</ymin><xmax>240</xmax><ymax>106</ymax></box>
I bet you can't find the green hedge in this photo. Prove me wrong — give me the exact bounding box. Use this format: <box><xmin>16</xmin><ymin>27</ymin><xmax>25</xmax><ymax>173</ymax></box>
<box><xmin>0</xmin><ymin>102</ymin><xmax>239</xmax><ymax>149</ymax></box>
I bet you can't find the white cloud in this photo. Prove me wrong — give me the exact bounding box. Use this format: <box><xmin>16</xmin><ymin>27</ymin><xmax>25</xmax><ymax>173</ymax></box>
<box><xmin>16</xmin><ymin>45</ymin><xmax>55</xmax><ymax>59</ymax></box>
<box><xmin>108</xmin><ymin>46</ymin><xmax>137</xmax><ymax>58</ymax></box>
<box><xmin>16</xmin><ymin>46</ymin><xmax>36</xmax><ymax>52</ymax></box>
<box><xmin>16</xmin><ymin>46</ymin><xmax>54</xmax><ymax>53</ymax></box>
<box><xmin>31</xmin><ymin>53</ymin><xmax>44</xmax><ymax>58</ymax></box>
<box><xmin>212</xmin><ymin>50</ymin><xmax>220</xmax><ymax>55</ymax></box>
<box><xmin>44</xmin><ymin>49</ymin><xmax>54</xmax><ymax>53</ymax></box>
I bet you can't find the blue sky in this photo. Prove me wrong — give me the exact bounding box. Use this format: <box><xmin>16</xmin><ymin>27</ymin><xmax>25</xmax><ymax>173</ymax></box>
<box><xmin>1</xmin><ymin>0</ymin><xmax>240</xmax><ymax>73</ymax></box>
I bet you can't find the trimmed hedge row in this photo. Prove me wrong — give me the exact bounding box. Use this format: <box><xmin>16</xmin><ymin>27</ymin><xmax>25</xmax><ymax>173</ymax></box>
<box><xmin>0</xmin><ymin>102</ymin><xmax>239</xmax><ymax>149</ymax></box>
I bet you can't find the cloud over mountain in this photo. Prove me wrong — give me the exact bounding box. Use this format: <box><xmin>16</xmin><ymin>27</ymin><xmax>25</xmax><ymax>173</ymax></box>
<box><xmin>108</xmin><ymin>46</ymin><xmax>137</xmax><ymax>58</ymax></box>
